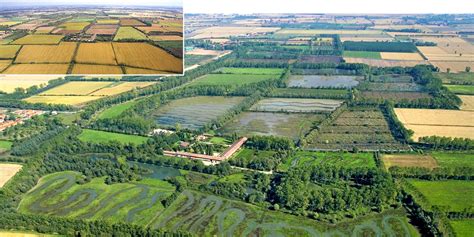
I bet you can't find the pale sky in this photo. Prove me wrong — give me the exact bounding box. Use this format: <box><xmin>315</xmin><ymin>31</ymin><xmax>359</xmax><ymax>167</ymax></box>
<box><xmin>3</xmin><ymin>0</ymin><xmax>183</xmax><ymax>7</ymax></box>
<box><xmin>185</xmin><ymin>0</ymin><xmax>474</xmax><ymax>14</ymax></box>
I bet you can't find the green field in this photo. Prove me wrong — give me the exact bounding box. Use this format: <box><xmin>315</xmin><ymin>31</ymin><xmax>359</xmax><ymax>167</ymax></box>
<box><xmin>409</xmin><ymin>180</ymin><xmax>474</xmax><ymax>212</ymax></box>
<box><xmin>19</xmin><ymin>171</ymin><xmax>175</xmax><ymax>226</ymax></box>
<box><xmin>98</xmin><ymin>100</ymin><xmax>139</xmax><ymax>119</ymax></box>
<box><xmin>450</xmin><ymin>219</ymin><xmax>474</xmax><ymax>237</ymax></box>
<box><xmin>445</xmin><ymin>84</ymin><xmax>474</xmax><ymax>95</ymax></box>
<box><xmin>215</xmin><ymin>67</ymin><xmax>284</xmax><ymax>75</ymax></box>
<box><xmin>343</xmin><ymin>51</ymin><xmax>381</xmax><ymax>59</ymax></box>
<box><xmin>0</xmin><ymin>140</ymin><xmax>13</xmax><ymax>151</ymax></box>
<box><xmin>77</xmin><ymin>129</ymin><xmax>149</xmax><ymax>145</ymax></box>
<box><xmin>278</xmin><ymin>151</ymin><xmax>376</xmax><ymax>172</ymax></box>
<box><xmin>185</xmin><ymin>54</ymin><xmax>214</xmax><ymax>67</ymax></box>
<box><xmin>150</xmin><ymin>190</ymin><xmax>419</xmax><ymax>236</ymax></box>
<box><xmin>431</xmin><ymin>152</ymin><xmax>474</xmax><ymax>169</ymax></box>
<box><xmin>56</xmin><ymin>113</ymin><xmax>80</xmax><ymax>125</ymax></box>
<box><xmin>114</xmin><ymin>27</ymin><xmax>147</xmax><ymax>41</ymax></box>
<box><xmin>191</xmin><ymin>74</ymin><xmax>277</xmax><ymax>86</ymax></box>
<box><xmin>437</xmin><ymin>72</ymin><xmax>474</xmax><ymax>85</ymax></box>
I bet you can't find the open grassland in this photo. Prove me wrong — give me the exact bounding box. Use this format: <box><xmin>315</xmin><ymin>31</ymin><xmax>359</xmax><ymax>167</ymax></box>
<box><xmin>395</xmin><ymin>108</ymin><xmax>474</xmax><ymax>141</ymax></box>
<box><xmin>380</xmin><ymin>52</ymin><xmax>425</xmax><ymax>61</ymax></box>
<box><xmin>344</xmin><ymin>57</ymin><xmax>428</xmax><ymax>67</ymax></box>
<box><xmin>0</xmin><ymin>75</ymin><xmax>57</xmax><ymax>93</ymax></box>
<box><xmin>40</xmin><ymin>81</ymin><xmax>113</xmax><ymax>95</ymax></box>
<box><xmin>90</xmin><ymin>82</ymin><xmax>155</xmax><ymax>96</ymax></box>
<box><xmin>459</xmin><ymin>95</ymin><xmax>474</xmax><ymax>111</ymax></box>
<box><xmin>450</xmin><ymin>219</ymin><xmax>474</xmax><ymax>237</ymax></box>
<box><xmin>343</xmin><ymin>51</ymin><xmax>381</xmax><ymax>59</ymax></box>
<box><xmin>113</xmin><ymin>42</ymin><xmax>182</xmax><ymax>73</ymax></box>
<box><xmin>114</xmin><ymin>27</ymin><xmax>147</xmax><ymax>41</ymax></box>
<box><xmin>382</xmin><ymin>154</ymin><xmax>438</xmax><ymax>170</ymax></box>
<box><xmin>154</xmin><ymin>96</ymin><xmax>245</xmax><ymax>130</ymax></box>
<box><xmin>305</xmin><ymin>107</ymin><xmax>406</xmax><ymax>151</ymax></box>
<box><xmin>409</xmin><ymin>180</ymin><xmax>474</xmax><ymax>212</ymax></box>
<box><xmin>71</xmin><ymin>64</ymin><xmax>123</xmax><ymax>74</ymax></box>
<box><xmin>11</xmin><ymin>34</ymin><xmax>63</xmax><ymax>45</ymax></box>
<box><xmin>359</xmin><ymin>91</ymin><xmax>431</xmax><ymax>102</ymax></box>
<box><xmin>0</xmin><ymin>140</ymin><xmax>13</xmax><ymax>151</ymax></box>
<box><xmin>185</xmin><ymin>54</ymin><xmax>214</xmax><ymax>67</ymax></box>
<box><xmin>149</xmin><ymin>190</ymin><xmax>418</xmax><ymax>236</ymax></box>
<box><xmin>219</xmin><ymin>112</ymin><xmax>325</xmax><ymax>140</ymax></box>
<box><xmin>445</xmin><ymin>85</ymin><xmax>474</xmax><ymax>95</ymax></box>
<box><xmin>24</xmin><ymin>95</ymin><xmax>103</xmax><ymax>105</ymax></box>
<box><xmin>98</xmin><ymin>100</ymin><xmax>139</xmax><ymax>119</ymax></box>
<box><xmin>15</xmin><ymin>42</ymin><xmax>77</xmax><ymax>63</ymax></box>
<box><xmin>192</xmin><ymin>74</ymin><xmax>276</xmax><ymax>86</ymax></box>
<box><xmin>0</xmin><ymin>45</ymin><xmax>21</xmax><ymax>59</ymax></box>
<box><xmin>190</xmin><ymin>26</ymin><xmax>279</xmax><ymax>39</ymax></box>
<box><xmin>431</xmin><ymin>152</ymin><xmax>474</xmax><ymax>169</ymax></box>
<box><xmin>78</xmin><ymin>129</ymin><xmax>149</xmax><ymax>145</ymax></box>
<box><xmin>75</xmin><ymin>42</ymin><xmax>117</xmax><ymax>65</ymax></box>
<box><xmin>250</xmin><ymin>98</ymin><xmax>343</xmax><ymax>113</ymax></box>
<box><xmin>278</xmin><ymin>151</ymin><xmax>375</xmax><ymax>172</ymax></box>
<box><xmin>215</xmin><ymin>67</ymin><xmax>284</xmax><ymax>75</ymax></box>
<box><xmin>0</xmin><ymin>163</ymin><xmax>22</xmax><ymax>188</ymax></box>
<box><xmin>288</xmin><ymin>75</ymin><xmax>360</xmax><ymax>89</ymax></box>
<box><xmin>3</xmin><ymin>64</ymin><xmax>69</xmax><ymax>74</ymax></box>
<box><xmin>19</xmin><ymin>171</ymin><xmax>173</xmax><ymax>226</ymax></box>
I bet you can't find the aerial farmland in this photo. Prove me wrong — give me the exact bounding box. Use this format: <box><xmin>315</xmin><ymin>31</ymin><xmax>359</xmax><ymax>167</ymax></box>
<box><xmin>0</xmin><ymin>6</ymin><xmax>183</xmax><ymax>74</ymax></box>
<box><xmin>0</xmin><ymin>8</ymin><xmax>473</xmax><ymax>237</ymax></box>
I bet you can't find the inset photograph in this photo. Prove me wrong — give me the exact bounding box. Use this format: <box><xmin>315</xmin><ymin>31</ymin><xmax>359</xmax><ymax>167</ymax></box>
<box><xmin>0</xmin><ymin>1</ymin><xmax>183</xmax><ymax>75</ymax></box>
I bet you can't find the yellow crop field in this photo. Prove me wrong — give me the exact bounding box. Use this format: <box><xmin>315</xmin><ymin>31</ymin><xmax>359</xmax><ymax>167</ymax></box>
<box><xmin>0</xmin><ymin>75</ymin><xmax>57</xmax><ymax>93</ymax></box>
<box><xmin>0</xmin><ymin>60</ymin><xmax>12</xmax><ymax>72</ymax></box>
<box><xmin>75</xmin><ymin>42</ymin><xmax>117</xmax><ymax>65</ymax></box>
<box><xmin>124</xmin><ymin>67</ymin><xmax>169</xmax><ymax>74</ymax></box>
<box><xmin>113</xmin><ymin>42</ymin><xmax>182</xmax><ymax>73</ymax></box>
<box><xmin>11</xmin><ymin>34</ymin><xmax>64</xmax><ymax>45</ymax></box>
<box><xmin>60</xmin><ymin>22</ymin><xmax>90</xmax><ymax>31</ymax></box>
<box><xmin>40</xmin><ymin>81</ymin><xmax>113</xmax><ymax>95</ymax></box>
<box><xmin>344</xmin><ymin>57</ymin><xmax>428</xmax><ymax>67</ymax></box>
<box><xmin>2</xmin><ymin>64</ymin><xmax>69</xmax><ymax>74</ymax></box>
<box><xmin>35</xmin><ymin>26</ymin><xmax>55</xmax><ymax>34</ymax></box>
<box><xmin>459</xmin><ymin>95</ymin><xmax>474</xmax><ymax>111</ymax></box>
<box><xmin>0</xmin><ymin>45</ymin><xmax>21</xmax><ymax>59</ymax></box>
<box><xmin>24</xmin><ymin>95</ymin><xmax>103</xmax><ymax>105</ymax></box>
<box><xmin>71</xmin><ymin>64</ymin><xmax>123</xmax><ymax>74</ymax></box>
<box><xmin>380</xmin><ymin>52</ymin><xmax>425</xmax><ymax>61</ymax></box>
<box><xmin>0</xmin><ymin>21</ymin><xmax>21</xmax><ymax>26</ymax></box>
<box><xmin>149</xmin><ymin>35</ymin><xmax>183</xmax><ymax>41</ymax></box>
<box><xmin>91</xmin><ymin>82</ymin><xmax>156</xmax><ymax>96</ymax></box>
<box><xmin>97</xmin><ymin>19</ymin><xmax>119</xmax><ymax>24</ymax></box>
<box><xmin>429</xmin><ymin>61</ymin><xmax>474</xmax><ymax>73</ymax></box>
<box><xmin>382</xmin><ymin>154</ymin><xmax>438</xmax><ymax>170</ymax></box>
<box><xmin>15</xmin><ymin>42</ymin><xmax>77</xmax><ymax>63</ymax></box>
<box><xmin>0</xmin><ymin>231</ymin><xmax>48</xmax><ymax>237</ymax></box>
<box><xmin>0</xmin><ymin>163</ymin><xmax>22</xmax><ymax>188</ymax></box>
<box><xmin>395</xmin><ymin>108</ymin><xmax>474</xmax><ymax>141</ymax></box>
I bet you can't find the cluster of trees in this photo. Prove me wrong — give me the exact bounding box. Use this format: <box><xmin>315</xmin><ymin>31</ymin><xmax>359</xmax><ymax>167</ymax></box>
<box><xmin>228</xmin><ymin>151</ymin><xmax>288</xmax><ymax>171</ymax></box>
<box><xmin>246</xmin><ymin>136</ymin><xmax>294</xmax><ymax>151</ymax></box>
<box><xmin>10</xmin><ymin>127</ymin><xmax>66</xmax><ymax>156</ymax></box>
<box><xmin>382</xmin><ymin>102</ymin><xmax>414</xmax><ymax>143</ymax></box>
<box><xmin>224</xmin><ymin>59</ymin><xmax>288</xmax><ymax>68</ymax></box>
<box><xmin>419</xmin><ymin>136</ymin><xmax>474</xmax><ymax>150</ymax></box>
<box><xmin>343</xmin><ymin>41</ymin><xmax>418</xmax><ymax>52</ymax></box>
<box><xmin>293</xmin><ymin>62</ymin><xmax>369</xmax><ymax>75</ymax></box>
<box><xmin>273</xmin><ymin>166</ymin><xmax>398</xmax><ymax>220</ymax></box>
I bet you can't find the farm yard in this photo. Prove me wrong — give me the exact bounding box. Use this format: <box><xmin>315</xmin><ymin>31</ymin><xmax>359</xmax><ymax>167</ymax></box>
<box><xmin>394</xmin><ymin>108</ymin><xmax>474</xmax><ymax>141</ymax></box>
<box><xmin>0</xmin><ymin>7</ymin><xmax>183</xmax><ymax>74</ymax></box>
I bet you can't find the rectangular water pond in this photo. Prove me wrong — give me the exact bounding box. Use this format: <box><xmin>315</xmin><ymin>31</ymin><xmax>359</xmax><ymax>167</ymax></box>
<box><xmin>288</xmin><ymin>75</ymin><xmax>361</xmax><ymax>88</ymax></box>
<box><xmin>218</xmin><ymin>112</ymin><xmax>326</xmax><ymax>140</ymax></box>
<box><xmin>153</xmin><ymin>96</ymin><xmax>245</xmax><ymax>130</ymax></box>
<box><xmin>250</xmin><ymin>98</ymin><xmax>343</xmax><ymax>113</ymax></box>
